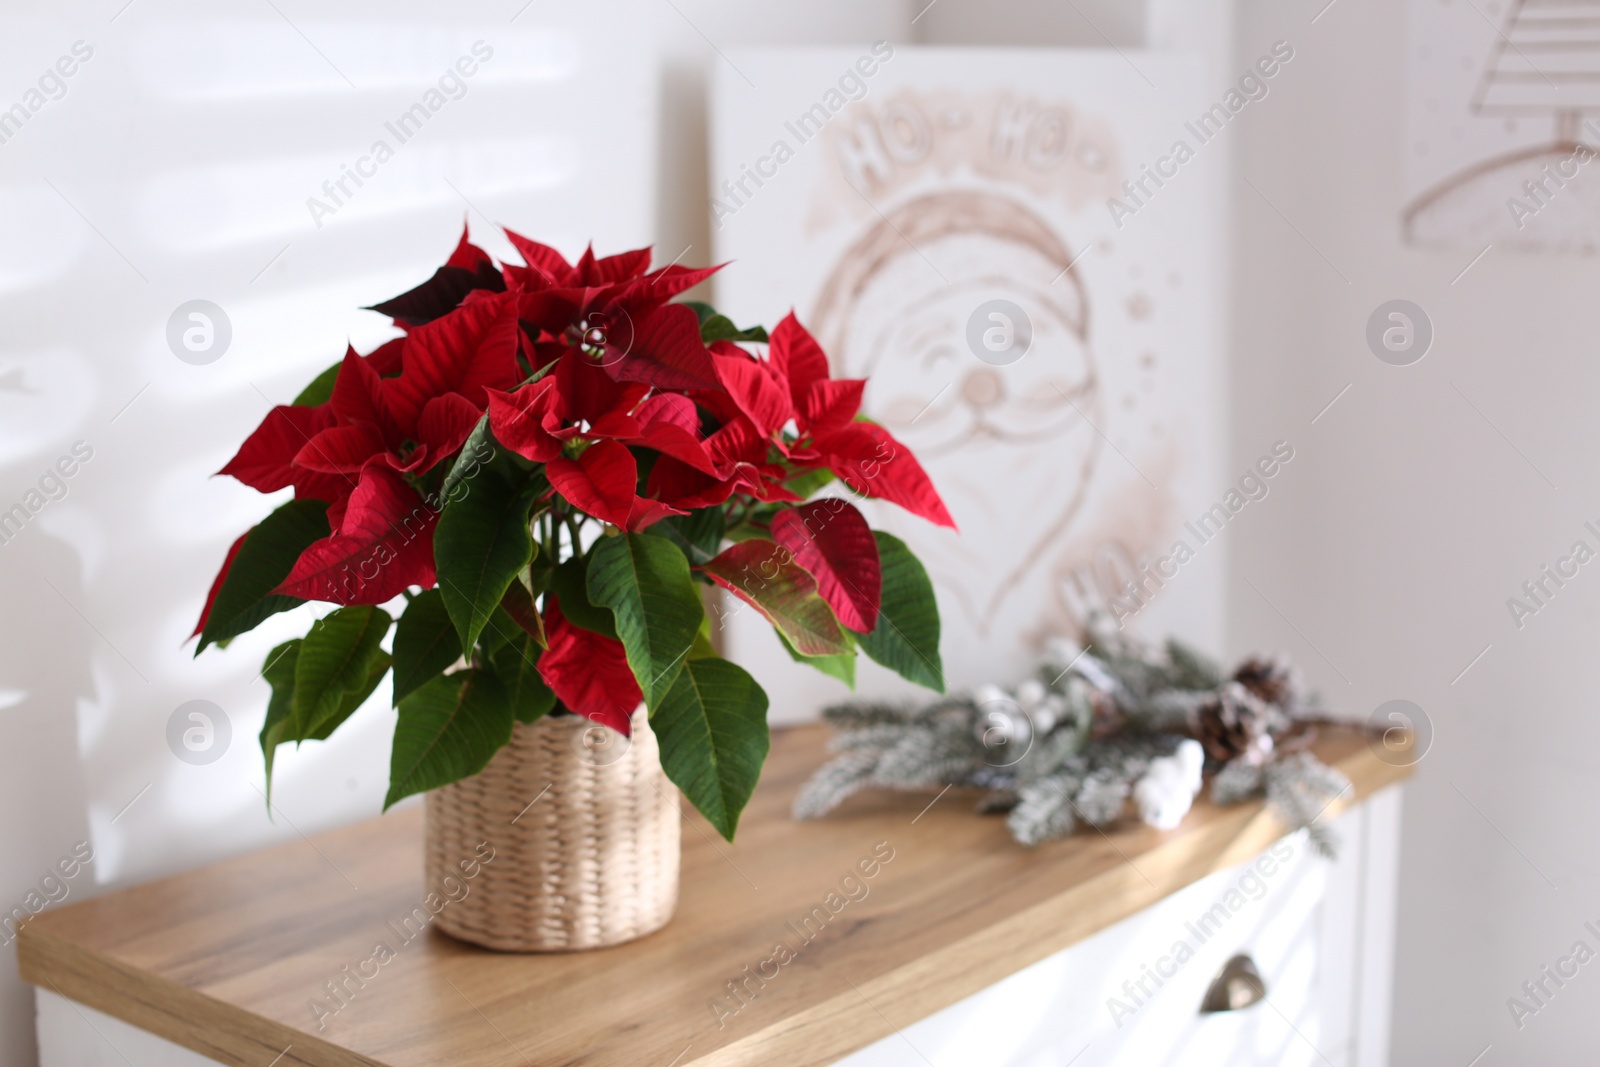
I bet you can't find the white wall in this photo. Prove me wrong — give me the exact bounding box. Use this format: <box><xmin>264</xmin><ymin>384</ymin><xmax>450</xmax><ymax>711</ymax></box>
<box><xmin>4</xmin><ymin>0</ymin><xmax>1579</xmax><ymax>1063</ymax></box>
<box><xmin>0</xmin><ymin>3</ymin><xmax>908</xmax><ymax>1064</ymax></box>
<box><xmin>1227</xmin><ymin>0</ymin><xmax>1600</xmax><ymax>1062</ymax></box>
<box><xmin>911</xmin><ymin>1</ymin><xmax>1600</xmax><ymax>1058</ymax></box>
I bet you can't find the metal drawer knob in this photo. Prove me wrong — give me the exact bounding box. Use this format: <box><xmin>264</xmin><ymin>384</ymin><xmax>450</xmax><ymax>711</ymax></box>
<box><xmin>1200</xmin><ymin>954</ymin><xmax>1266</xmax><ymax>1013</ymax></box>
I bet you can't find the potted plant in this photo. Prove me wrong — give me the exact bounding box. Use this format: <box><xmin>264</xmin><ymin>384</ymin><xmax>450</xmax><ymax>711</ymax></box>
<box><xmin>192</xmin><ymin>227</ymin><xmax>954</xmax><ymax>951</ymax></box>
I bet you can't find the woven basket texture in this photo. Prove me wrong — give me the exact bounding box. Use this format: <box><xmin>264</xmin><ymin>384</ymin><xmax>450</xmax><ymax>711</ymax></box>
<box><xmin>424</xmin><ymin>708</ymin><xmax>680</xmax><ymax>952</ymax></box>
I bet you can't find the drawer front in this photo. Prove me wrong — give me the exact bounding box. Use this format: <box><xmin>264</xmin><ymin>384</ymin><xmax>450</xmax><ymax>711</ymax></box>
<box><xmin>36</xmin><ymin>989</ymin><xmax>225</xmax><ymax>1067</ymax></box>
<box><xmin>832</xmin><ymin>795</ymin><xmax>1394</xmax><ymax>1067</ymax></box>
<box><xmin>1087</xmin><ymin>840</ymin><xmax>1333</xmax><ymax>1067</ymax></box>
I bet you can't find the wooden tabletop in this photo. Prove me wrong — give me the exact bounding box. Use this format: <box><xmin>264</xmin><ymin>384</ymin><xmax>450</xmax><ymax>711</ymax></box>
<box><xmin>18</xmin><ymin>724</ymin><xmax>1410</xmax><ymax>1067</ymax></box>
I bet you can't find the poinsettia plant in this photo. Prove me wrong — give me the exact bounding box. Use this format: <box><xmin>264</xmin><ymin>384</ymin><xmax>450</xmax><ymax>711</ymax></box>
<box><xmin>193</xmin><ymin>226</ymin><xmax>954</xmax><ymax>839</ymax></box>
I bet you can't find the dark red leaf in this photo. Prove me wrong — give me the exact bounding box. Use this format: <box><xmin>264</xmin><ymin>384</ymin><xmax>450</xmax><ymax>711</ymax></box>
<box><xmin>292</xmin><ymin>467</ymin><xmax>357</xmax><ymax>512</ymax></box>
<box><xmin>498</xmin><ymin>580</ymin><xmax>547</xmax><ymax>648</ymax></box>
<box><xmin>714</xmin><ymin>347</ymin><xmax>791</xmax><ymax>438</ymax></box>
<box><xmin>516</xmin><ymin>288</ymin><xmax>589</xmax><ymax>335</ymax></box>
<box><xmin>272</xmin><ymin>465</ymin><xmax>438</xmax><ymax>604</ymax></box>
<box><xmin>367</xmin><ymin>266</ymin><xmax>488</xmax><ymax>326</ymax></box>
<box><xmin>626</xmin><ymin>497</ymin><xmax>687</xmax><ymax>532</ymax></box>
<box><xmin>810</xmin><ymin>422</ymin><xmax>956</xmax><ymax>530</ymax></box>
<box><xmin>330</xmin><ymin>346</ymin><xmax>398</xmax><ymax>433</ymax></box>
<box><xmin>486</xmin><ymin>380</ymin><xmax>564</xmax><ymax>463</ymax></box>
<box><xmin>367</xmin><ymin>224</ymin><xmax>505</xmax><ymax>328</ymax></box>
<box><xmin>799</xmin><ymin>378</ymin><xmax>866</xmax><ymax>433</ymax></box>
<box><xmin>503</xmin><ymin>227</ymin><xmax>575</xmax><ymax>287</ymax></box>
<box><xmin>771</xmin><ymin>500</ymin><xmax>881</xmax><ymax>632</ymax></box>
<box><xmin>577</xmin><ymin>245</ymin><xmax>653</xmax><ymax>285</ymax></box>
<box><xmin>700</xmin><ymin>540</ymin><xmax>851</xmax><ymax>656</ymax></box>
<box><xmin>555</xmin><ymin>348</ymin><xmax>649</xmax><ymax>425</ymax></box>
<box><xmin>537</xmin><ymin>598</ymin><xmax>639</xmax><ymax>734</ymax></box>
<box><xmin>294</xmin><ymin>423</ymin><xmax>390</xmax><ymax>475</ymax></box>
<box><xmin>219</xmin><ymin>404</ymin><xmax>337</xmax><ymax>493</ymax></box>
<box><xmin>635</xmin><ymin>393</ymin><xmax>699</xmax><ymax>434</ymax></box>
<box><xmin>602</xmin><ymin>303</ymin><xmax>719</xmax><ymax>392</ymax></box>
<box><xmin>365</xmin><ymin>337</ymin><xmax>406</xmax><ymax>377</ymax></box>
<box><xmin>687</xmin><ymin>380</ymin><xmax>744</xmax><ymax>428</ymax></box>
<box><xmin>646</xmin><ymin>457</ymin><xmax>740</xmax><ymax>511</ymax></box>
<box><xmin>385</xmin><ymin>290</ymin><xmax>522</xmax><ymax>429</ymax></box>
<box><xmin>444</xmin><ymin>223</ymin><xmax>494</xmax><ymax>270</ymax></box>
<box><xmin>364</xmin><ymin>223</ymin><xmax>504</xmax><ymax>327</ymax></box>
<box><xmin>767</xmin><ymin>312</ymin><xmax>832</xmax><ymax>409</ymax></box>
<box><xmin>546</xmin><ymin>440</ymin><xmax>637</xmax><ymax>528</ymax></box>
<box><xmin>415</xmin><ymin>394</ymin><xmax>483</xmax><ymax>468</ymax></box>
<box><xmin>705</xmin><ymin>415</ymin><xmax>767</xmax><ymax>473</ymax></box>
<box><xmin>625</xmin><ymin>263</ymin><xmax>723</xmax><ymax>303</ymax></box>
<box><xmin>634</xmin><ymin>423</ymin><xmax>718</xmax><ymax>475</ymax></box>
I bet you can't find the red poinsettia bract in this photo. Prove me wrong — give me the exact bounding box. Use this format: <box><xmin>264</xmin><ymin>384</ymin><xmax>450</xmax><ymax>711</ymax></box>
<box><xmin>194</xmin><ymin>226</ymin><xmax>953</xmax><ymax>809</ymax></box>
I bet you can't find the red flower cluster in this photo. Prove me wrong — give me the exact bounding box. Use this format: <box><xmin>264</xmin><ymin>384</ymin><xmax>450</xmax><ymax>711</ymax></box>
<box><xmin>197</xmin><ymin>226</ymin><xmax>953</xmax><ymax>734</ymax></box>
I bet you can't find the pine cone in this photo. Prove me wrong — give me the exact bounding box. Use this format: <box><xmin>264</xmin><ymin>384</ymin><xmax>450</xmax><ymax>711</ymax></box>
<box><xmin>1190</xmin><ymin>682</ymin><xmax>1284</xmax><ymax>766</ymax></box>
<box><xmin>1086</xmin><ymin>685</ymin><xmax>1121</xmax><ymax>739</ymax></box>
<box><xmin>1231</xmin><ymin>654</ymin><xmax>1302</xmax><ymax>709</ymax></box>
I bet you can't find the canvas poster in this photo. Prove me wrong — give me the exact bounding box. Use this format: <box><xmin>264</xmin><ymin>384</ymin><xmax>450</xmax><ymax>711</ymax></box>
<box><xmin>710</xmin><ymin>47</ymin><xmax>1227</xmax><ymax>717</ymax></box>
<box><xmin>1404</xmin><ymin>0</ymin><xmax>1600</xmax><ymax>250</ymax></box>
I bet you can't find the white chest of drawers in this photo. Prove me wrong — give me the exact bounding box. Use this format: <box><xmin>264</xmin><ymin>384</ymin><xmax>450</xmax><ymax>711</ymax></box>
<box><xmin>834</xmin><ymin>785</ymin><xmax>1401</xmax><ymax>1067</ymax></box>
<box><xmin>34</xmin><ymin>787</ymin><xmax>1402</xmax><ymax>1067</ymax></box>
<box><xmin>20</xmin><ymin>725</ymin><xmax>1407</xmax><ymax>1067</ymax></box>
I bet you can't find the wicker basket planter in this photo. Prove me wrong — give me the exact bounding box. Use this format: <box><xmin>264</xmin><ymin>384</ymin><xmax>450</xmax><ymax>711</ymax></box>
<box><xmin>423</xmin><ymin>708</ymin><xmax>680</xmax><ymax>952</ymax></box>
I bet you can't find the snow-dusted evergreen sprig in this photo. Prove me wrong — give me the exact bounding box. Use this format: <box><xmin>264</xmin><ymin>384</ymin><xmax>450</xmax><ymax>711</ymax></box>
<box><xmin>794</xmin><ymin>623</ymin><xmax>1354</xmax><ymax>855</ymax></box>
<box><xmin>790</xmin><ymin>747</ymin><xmax>882</xmax><ymax>821</ymax></box>
<box><xmin>1006</xmin><ymin>734</ymin><xmax>1189</xmax><ymax>845</ymax></box>
<box><xmin>790</xmin><ymin>700</ymin><xmax>991</xmax><ymax>820</ymax></box>
<box><xmin>1264</xmin><ymin>753</ymin><xmax>1352</xmax><ymax>857</ymax></box>
<box><xmin>1209</xmin><ymin>757</ymin><xmax>1264</xmax><ymax>805</ymax></box>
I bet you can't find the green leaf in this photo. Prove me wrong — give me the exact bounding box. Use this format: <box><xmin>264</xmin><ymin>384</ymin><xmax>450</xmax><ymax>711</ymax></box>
<box><xmin>551</xmin><ymin>555</ymin><xmax>617</xmax><ymax>638</ymax></box>
<box><xmin>293</xmin><ymin>362</ymin><xmax>342</xmax><ymax>407</ymax></box>
<box><xmin>700</xmin><ymin>539</ymin><xmax>852</xmax><ymax>657</ymax></box>
<box><xmin>689</xmin><ymin>613</ymin><xmax>718</xmax><ymax>661</ymax></box>
<box><xmin>655</xmin><ymin>508</ymin><xmax>727</xmax><ymax>565</ymax></box>
<box><xmin>856</xmin><ymin>532</ymin><xmax>943</xmax><ymax>692</ymax></box>
<box><xmin>308</xmin><ymin>651</ymin><xmax>391</xmax><ymax>741</ymax></box>
<box><xmin>385</xmin><ymin>670</ymin><xmax>514</xmax><ymax>808</ymax></box>
<box><xmin>777</xmin><ymin>628</ymin><xmax>856</xmax><ymax>689</ymax></box>
<box><xmin>783</xmin><ymin>467</ymin><xmax>837</xmax><ymax>501</ymax></box>
<box><xmin>723</xmin><ymin>522</ymin><xmax>772</xmax><ymax>544</ymax></box>
<box><xmin>261</xmin><ymin>639</ymin><xmax>389</xmax><ymax>807</ymax></box>
<box><xmin>650</xmin><ymin>657</ymin><xmax>770</xmax><ymax>841</ymax></box>
<box><xmin>682</xmin><ymin>301</ymin><xmax>769</xmax><ymax>343</ymax></box>
<box><xmin>392</xmin><ymin>590</ymin><xmax>462</xmax><ymax>705</ymax></box>
<box><xmin>489</xmin><ymin>635</ymin><xmax>556</xmax><ymax>724</ymax></box>
<box><xmin>196</xmin><ymin>500</ymin><xmax>330</xmax><ymax>653</ymax></box>
<box><xmin>586</xmin><ymin>532</ymin><xmax>704</xmax><ymax>708</ymax></box>
<box><xmin>702</xmin><ymin>315</ymin><xmax>768</xmax><ymax>344</ymax></box>
<box><xmin>437</xmin><ymin>414</ymin><xmax>495</xmax><ymax>506</ymax></box>
<box><xmin>259</xmin><ymin>639</ymin><xmax>301</xmax><ymax>804</ymax></box>
<box><xmin>435</xmin><ymin>470</ymin><xmax>536</xmax><ymax>654</ymax></box>
<box><xmin>527</xmin><ymin>552</ymin><xmax>556</xmax><ymax>599</ymax></box>
<box><xmin>478</xmin><ymin>604</ymin><xmax>517</xmax><ymax>655</ymax></box>
<box><xmin>289</xmin><ymin>606</ymin><xmax>392</xmax><ymax>739</ymax></box>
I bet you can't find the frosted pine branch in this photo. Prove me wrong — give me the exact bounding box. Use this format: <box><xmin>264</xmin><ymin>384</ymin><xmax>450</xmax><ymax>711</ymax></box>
<box><xmin>1265</xmin><ymin>753</ymin><xmax>1352</xmax><ymax>858</ymax></box>
<box><xmin>792</xmin><ymin>747</ymin><xmax>881</xmax><ymax>820</ymax></box>
<box><xmin>797</xmin><ymin>627</ymin><xmax>1361</xmax><ymax>855</ymax></box>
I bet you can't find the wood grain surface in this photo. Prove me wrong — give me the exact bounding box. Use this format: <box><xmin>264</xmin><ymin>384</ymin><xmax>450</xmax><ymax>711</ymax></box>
<box><xmin>17</xmin><ymin>724</ymin><xmax>1410</xmax><ymax>1067</ymax></box>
